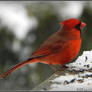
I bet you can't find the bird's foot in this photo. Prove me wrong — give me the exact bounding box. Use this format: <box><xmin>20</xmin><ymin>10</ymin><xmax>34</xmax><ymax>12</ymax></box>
<box><xmin>61</xmin><ymin>65</ymin><xmax>68</xmax><ymax>69</ymax></box>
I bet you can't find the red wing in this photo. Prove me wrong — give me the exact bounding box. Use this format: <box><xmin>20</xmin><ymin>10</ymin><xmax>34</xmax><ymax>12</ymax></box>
<box><xmin>32</xmin><ymin>32</ymin><xmax>67</xmax><ymax>56</ymax></box>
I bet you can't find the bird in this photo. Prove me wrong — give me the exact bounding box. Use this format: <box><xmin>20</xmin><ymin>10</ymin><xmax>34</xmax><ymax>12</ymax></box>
<box><xmin>0</xmin><ymin>18</ymin><xmax>86</xmax><ymax>79</ymax></box>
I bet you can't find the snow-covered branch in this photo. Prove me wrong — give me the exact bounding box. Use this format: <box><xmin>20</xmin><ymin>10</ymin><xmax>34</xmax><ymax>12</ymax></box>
<box><xmin>33</xmin><ymin>51</ymin><xmax>92</xmax><ymax>91</ymax></box>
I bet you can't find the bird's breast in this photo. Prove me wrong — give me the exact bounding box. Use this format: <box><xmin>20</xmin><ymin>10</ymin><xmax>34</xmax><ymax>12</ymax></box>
<box><xmin>59</xmin><ymin>39</ymin><xmax>81</xmax><ymax>65</ymax></box>
<box><xmin>43</xmin><ymin>39</ymin><xmax>82</xmax><ymax>65</ymax></box>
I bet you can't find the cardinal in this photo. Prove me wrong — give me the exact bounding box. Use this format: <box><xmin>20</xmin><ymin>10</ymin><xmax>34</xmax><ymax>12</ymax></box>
<box><xmin>0</xmin><ymin>18</ymin><xmax>86</xmax><ymax>78</ymax></box>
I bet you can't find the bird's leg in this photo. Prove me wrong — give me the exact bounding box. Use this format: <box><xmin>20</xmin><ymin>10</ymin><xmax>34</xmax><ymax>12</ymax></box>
<box><xmin>61</xmin><ymin>65</ymin><xmax>68</xmax><ymax>69</ymax></box>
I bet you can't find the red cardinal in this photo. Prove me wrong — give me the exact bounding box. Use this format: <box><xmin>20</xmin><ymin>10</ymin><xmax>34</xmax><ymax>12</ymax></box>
<box><xmin>0</xmin><ymin>18</ymin><xmax>86</xmax><ymax>78</ymax></box>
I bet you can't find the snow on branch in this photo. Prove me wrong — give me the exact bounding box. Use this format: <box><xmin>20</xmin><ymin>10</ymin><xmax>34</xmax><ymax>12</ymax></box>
<box><xmin>33</xmin><ymin>51</ymin><xmax>92</xmax><ymax>91</ymax></box>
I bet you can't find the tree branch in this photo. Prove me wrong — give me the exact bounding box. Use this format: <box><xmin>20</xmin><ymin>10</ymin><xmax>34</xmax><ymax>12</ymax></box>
<box><xmin>33</xmin><ymin>51</ymin><xmax>92</xmax><ymax>91</ymax></box>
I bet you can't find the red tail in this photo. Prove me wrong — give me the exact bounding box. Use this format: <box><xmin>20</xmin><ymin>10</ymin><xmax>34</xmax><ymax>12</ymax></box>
<box><xmin>0</xmin><ymin>57</ymin><xmax>39</xmax><ymax>79</ymax></box>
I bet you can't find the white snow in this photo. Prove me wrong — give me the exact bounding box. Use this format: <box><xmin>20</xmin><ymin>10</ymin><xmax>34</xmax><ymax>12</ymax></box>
<box><xmin>50</xmin><ymin>73</ymin><xmax>77</xmax><ymax>84</ymax></box>
<box><xmin>50</xmin><ymin>72</ymin><xmax>92</xmax><ymax>91</ymax></box>
<box><xmin>50</xmin><ymin>77</ymin><xmax>92</xmax><ymax>91</ymax></box>
<box><xmin>49</xmin><ymin>50</ymin><xmax>92</xmax><ymax>91</ymax></box>
<box><xmin>67</xmin><ymin>50</ymin><xmax>92</xmax><ymax>70</ymax></box>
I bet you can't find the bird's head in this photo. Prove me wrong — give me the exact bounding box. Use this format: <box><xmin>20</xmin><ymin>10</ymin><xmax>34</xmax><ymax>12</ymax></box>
<box><xmin>60</xmin><ymin>18</ymin><xmax>86</xmax><ymax>31</ymax></box>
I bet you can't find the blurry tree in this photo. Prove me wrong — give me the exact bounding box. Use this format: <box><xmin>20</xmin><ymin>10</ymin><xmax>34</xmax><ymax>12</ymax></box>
<box><xmin>0</xmin><ymin>26</ymin><xmax>19</xmax><ymax>72</ymax></box>
<box><xmin>0</xmin><ymin>4</ymin><xmax>61</xmax><ymax>90</ymax></box>
<box><xmin>80</xmin><ymin>5</ymin><xmax>92</xmax><ymax>53</ymax></box>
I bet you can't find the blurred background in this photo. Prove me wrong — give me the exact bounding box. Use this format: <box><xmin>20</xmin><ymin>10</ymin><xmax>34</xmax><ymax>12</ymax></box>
<box><xmin>0</xmin><ymin>1</ymin><xmax>91</xmax><ymax>90</ymax></box>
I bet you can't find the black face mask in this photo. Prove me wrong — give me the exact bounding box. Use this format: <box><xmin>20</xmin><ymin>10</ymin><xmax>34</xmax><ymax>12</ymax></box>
<box><xmin>75</xmin><ymin>22</ymin><xmax>81</xmax><ymax>31</ymax></box>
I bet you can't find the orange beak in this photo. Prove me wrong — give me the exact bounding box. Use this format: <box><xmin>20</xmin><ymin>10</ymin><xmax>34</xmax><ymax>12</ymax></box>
<box><xmin>80</xmin><ymin>22</ymin><xmax>86</xmax><ymax>30</ymax></box>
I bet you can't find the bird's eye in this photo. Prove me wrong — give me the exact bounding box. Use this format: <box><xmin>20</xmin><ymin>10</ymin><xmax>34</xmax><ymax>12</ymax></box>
<box><xmin>75</xmin><ymin>22</ymin><xmax>81</xmax><ymax>31</ymax></box>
